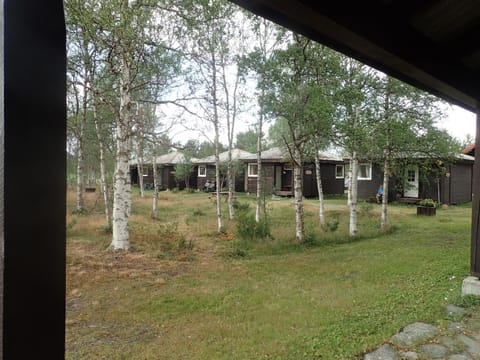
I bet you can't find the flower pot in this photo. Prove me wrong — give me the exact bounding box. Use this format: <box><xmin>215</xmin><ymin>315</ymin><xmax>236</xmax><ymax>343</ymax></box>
<box><xmin>417</xmin><ymin>206</ymin><xmax>436</xmax><ymax>216</ymax></box>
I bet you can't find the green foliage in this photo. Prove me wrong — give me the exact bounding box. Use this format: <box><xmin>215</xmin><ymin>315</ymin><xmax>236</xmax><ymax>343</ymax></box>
<box><xmin>71</xmin><ymin>207</ymin><xmax>89</xmax><ymax>216</ymax></box>
<box><xmin>99</xmin><ymin>221</ymin><xmax>113</xmax><ymax>235</ymax></box>
<box><xmin>233</xmin><ymin>201</ymin><xmax>250</xmax><ymax>212</ymax></box>
<box><xmin>321</xmin><ymin>217</ymin><xmax>340</xmax><ymax>232</ymax></box>
<box><xmin>456</xmin><ymin>295</ymin><xmax>480</xmax><ymax>308</ymax></box>
<box><xmin>418</xmin><ymin>198</ymin><xmax>437</xmax><ymax>208</ymax></box>
<box><xmin>235</xmin><ymin>210</ymin><xmax>271</xmax><ymax>242</ymax></box>
<box><xmin>174</xmin><ymin>160</ymin><xmax>194</xmax><ymax>189</ymax></box>
<box><xmin>359</xmin><ymin>200</ymin><xmax>374</xmax><ymax>214</ymax></box>
<box><xmin>157</xmin><ymin>222</ymin><xmax>179</xmax><ymax>240</ymax></box>
<box><xmin>235</xmin><ymin>129</ymin><xmax>263</xmax><ymax>153</ymax></box>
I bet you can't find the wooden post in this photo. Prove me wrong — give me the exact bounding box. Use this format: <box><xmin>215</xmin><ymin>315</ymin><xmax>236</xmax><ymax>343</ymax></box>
<box><xmin>471</xmin><ymin>106</ymin><xmax>480</xmax><ymax>276</ymax></box>
<box><xmin>3</xmin><ymin>1</ymin><xmax>66</xmax><ymax>358</ymax></box>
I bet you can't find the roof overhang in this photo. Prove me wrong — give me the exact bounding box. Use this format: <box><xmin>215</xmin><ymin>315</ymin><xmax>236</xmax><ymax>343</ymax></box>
<box><xmin>230</xmin><ymin>0</ymin><xmax>480</xmax><ymax>112</ymax></box>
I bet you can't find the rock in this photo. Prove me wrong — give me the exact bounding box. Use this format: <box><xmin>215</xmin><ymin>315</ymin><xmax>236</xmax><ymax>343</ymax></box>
<box><xmin>364</xmin><ymin>344</ymin><xmax>399</xmax><ymax>360</ymax></box>
<box><xmin>448</xmin><ymin>354</ymin><xmax>473</xmax><ymax>360</ymax></box>
<box><xmin>447</xmin><ymin>322</ymin><xmax>464</xmax><ymax>334</ymax></box>
<box><xmin>437</xmin><ymin>335</ymin><xmax>466</xmax><ymax>353</ymax></box>
<box><xmin>391</xmin><ymin>322</ymin><xmax>439</xmax><ymax>347</ymax></box>
<box><xmin>456</xmin><ymin>334</ymin><xmax>480</xmax><ymax>355</ymax></box>
<box><xmin>398</xmin><ymin>350</ymin><xmax>418</xmax><ymax>359</ymax></box>
<box><xmin>420</xmin><ymin>344</ymin><xmax>447</xmax><ymax>358</ymax></box>
<box><xmin>446</xmin><ymin>304</ymin><xmax>467</xmax><ymax>319</ymax></box>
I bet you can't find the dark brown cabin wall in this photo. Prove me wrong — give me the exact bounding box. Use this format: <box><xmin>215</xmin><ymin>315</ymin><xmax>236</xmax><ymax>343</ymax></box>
<box><xmin>320</xmin><ymin>163</ymin><xmax>345</xmax><ymax>195</ymax></box>
<box><xmin>303</xmin><ymin>163</ymin><xmax>317</xmax><ymax>197</ymax></box>
<box><xmin>246</xmin><ymin>163</ymin><xmax>275</xmax><ymax>194</ymax></box>
<box><xmin>450</xmin><ymin>163</ymin><xmax>473</xmax><ymax>204</ymax></box>
<box><xmin>356</xmin><ymin>164</ymin><xmax>383</xmax><ymax>200</ymax></box>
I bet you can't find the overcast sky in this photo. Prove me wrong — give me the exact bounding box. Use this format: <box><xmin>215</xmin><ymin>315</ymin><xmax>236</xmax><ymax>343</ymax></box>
<box><xmin>440</xmin><ymin>105</ymin><xmax>476</xmax><ymax>143</ymax></box>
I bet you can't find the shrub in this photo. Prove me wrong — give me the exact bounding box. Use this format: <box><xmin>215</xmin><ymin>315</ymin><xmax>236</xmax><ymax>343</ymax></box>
<box><xmin>418</xmin><ymin>198</ymin><xmax>437</xmax><ymax>207</ymax></box>
<box><xmin>359</xmin><ymin>201</ymin><xmax>373</xmax><ymax>214</ymax></box>
<box><xmin>236</xmin><ymin>210</ymin><xmax>271</xmax><ymax>241</ymax></box>
<box><xmin>157</xmin><ymin>222</ymin><xmax>178</xmax><ymax>240</ymax></box>
<box><xmin>321</xmin><ymin>218</ymin><xmax>339</xmax><ymax>232</ymax></box>
<box><xmin>99</xmin><ymin>221</ymin><xmax>113</xmax><ymax>234</ymax></box>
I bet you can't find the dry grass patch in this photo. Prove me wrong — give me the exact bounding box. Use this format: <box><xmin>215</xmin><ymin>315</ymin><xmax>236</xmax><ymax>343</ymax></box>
<box><xmin>66</xmin><ymin>190</ymin><xmax>472</xmax><ymax>359</ymax></box>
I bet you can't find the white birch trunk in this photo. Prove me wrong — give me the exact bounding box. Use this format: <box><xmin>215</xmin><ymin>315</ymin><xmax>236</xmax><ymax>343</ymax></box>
<box><xmin>137</xmin><ymin>161</ymin><xmax>144</xmax><ymax>197</ymax></box>
<box><xmin>347</xmin><ymin>158</ymin><xmax>353</xmax><ymax>207</ymax></box>
<box><xmin>381</xmin><ymin>156</ymin><xmax>389</xmax><ymax>229</ymax></box>
<box><xmin>76</xmin><ymin>128</ymin><xmax>85</xmax><ymax>212</ymax></box>
<box><xmin>152</xmin><ymin>154</ymin><xmax>158</xmax><ymax>219</ymax></box>
<box><xmin>210</xmin><ymin>52</ymin><xmax>223</xmax><ymax>233</ymax></box>
<box><xmin>314</xmin><ymin>151</ymin><xmax>325</xmax><ymax>225</ymax></box>
<box><xmin>215</xmin><ymin>139</ymin><xmax>223</xmax><ymax>233</ymax></box>
<box><xmin>93</xmin><ymin>102</ymin><xmax>111</xmax><ymax>224</ymax></box>
<box><xmin>349</xmin><ymin>152</ymin><xmax>359</xmax><ymax>236</ymax></box>
<box><xmin>135</xmin><ymin>104</ymin><xmax>145</xmax><ymax>198</ymax></box>
<box><xmin>293</xmin><ymin>147</ymin><xmax>305</xmax><ymax>242</ymax></box>
<box><xmin>110</xmin><ymin>57</ymin><xmax>132</xmax><ymax>250</ymax></box>
<box><xmin>381</xmin><ymin>83</ymin><xmax>391</xmax><ymax>229</ymax></box>
<box><xmin>255</xmin><ymin>111</ymin><xmax>263</xmax><ymax>223</ymax></box>
<box><xmin>227</xmin><ymin>150</ymin><xmax>235</xmax><ymax>220</ymax></box>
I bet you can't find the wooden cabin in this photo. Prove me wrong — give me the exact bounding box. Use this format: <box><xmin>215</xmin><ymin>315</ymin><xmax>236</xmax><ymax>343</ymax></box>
<box><xmin>353</xmin><ymin>154</ymin><xmax>474</xmax><ymax>204</ymax></box>
<box><xmin>130</xmin><ymin>151</ymin><xmax>197</xmax><ymax>190</ymax></box>
<box><xmin>193</xmin><ymin>148</ymin><xmax>253</xmax><ymax>192</ymax></box>
<box><xmin>243</xmin><ymin>147</ymin><xmax>345</xmax><ymax>197</ymax></box>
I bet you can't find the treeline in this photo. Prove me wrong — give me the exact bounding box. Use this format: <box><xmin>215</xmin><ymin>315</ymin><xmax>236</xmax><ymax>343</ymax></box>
<box><xmin>66</xmin><ymin>0</ymin><xmax>459</xmax><ymax>248</ymax></box>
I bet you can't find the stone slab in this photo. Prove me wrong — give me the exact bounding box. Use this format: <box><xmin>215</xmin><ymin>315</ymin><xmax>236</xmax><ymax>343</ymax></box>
<box><xmin>391</xmin><ymin>322</ymin><xmax>438</xmax><ymax>347</ymax></box>
<box><xmin>364</xmin><ymin>344</ymin><xmax>399</xmax><ymax>360</ymax></box>
<box><xmin>462</xmin><ymin>276</ymin><xmax>480</xmax><ymax>296</ymax></box>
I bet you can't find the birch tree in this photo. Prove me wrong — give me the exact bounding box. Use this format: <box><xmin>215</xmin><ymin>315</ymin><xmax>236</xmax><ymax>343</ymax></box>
<box><xmin>178</xmin><ymin>0</ymin><xmax>243</xmax><ymax>232</ymax></box>
<box><xmin>334</xmin><ymin>57</ymin><xmax>375</xmax><ymax>237</ymax></box>
<box><xmin>83</xmin><ymin>0</ymin><xmax>181</xmax><ymax>250</ymax></box>
<box><xmin>266</xmin><ymin>34</ymin><xmax>336</xmax><ymax>242</ymax></box>
<box><xmin>371</xmin><ymin>75</ymin><xmax>454</xmax><ymax>228</ymax></box>
<box><xmin>244</xmin><ymin>17</ymin><xmax>285</xmax><ymax>222</ymax></box>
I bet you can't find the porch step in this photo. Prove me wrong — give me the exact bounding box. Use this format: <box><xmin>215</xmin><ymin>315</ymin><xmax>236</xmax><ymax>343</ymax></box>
<box><xmin>274</xmin><ymin>190</ymin><xmax>292</xmax><ymax>197</ymax></box>
<box><xmin>397</xmin><ymin>197</ymin><xmax>420</xmax><ymax>204</ymax></box>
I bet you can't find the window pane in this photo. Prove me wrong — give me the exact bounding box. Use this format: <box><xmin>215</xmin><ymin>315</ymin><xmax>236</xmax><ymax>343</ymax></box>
<box><xmin>335</xmin><ymin>165</ymin><xmax>344</xmax><ymax>178</ymax></box>
<box><xmin>358</xmin><ymin>163</ymin><xmax>371</xmax><ymax>179</ymax></box>
<box><xmin>407</xmin><ymin>170</ymin><xmax>415</xmax><ymax>182</ymax></box>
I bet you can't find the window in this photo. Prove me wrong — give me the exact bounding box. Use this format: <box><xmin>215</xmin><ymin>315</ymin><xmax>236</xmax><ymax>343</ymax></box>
<box><xmin>198</xmin><ymin>165</ymin><xmax>206</xmax><ymax>177</ymax></box>
<box><xmin>335</xmin><ymin>165</ymin><xmax>344</xmax><ymax>179</ymax></box>
<box><xmin>358</xmin><ymin>163</ymin><xmax>372</xmax><ymax>180</ymax></box>
<box><xmin>248</xmin><ymin>163</ymin><xmax>258</xmax><ymax>177</ymax></box>
<box><xmin>142</xmin><ymin>167</ymin><xmax>149</xmax><ymax>177</ymax></box>
<box><xmin>407</xmin><ymin>169</ymin><xmax>415</xmax><ymax>182</ymax></box>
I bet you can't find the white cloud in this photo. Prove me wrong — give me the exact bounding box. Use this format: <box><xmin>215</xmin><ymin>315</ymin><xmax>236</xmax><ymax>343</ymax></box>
<box><xmin>438</xmin><ymin>105</ymin><xmax>476</xmax><ymax>141</ymax></box>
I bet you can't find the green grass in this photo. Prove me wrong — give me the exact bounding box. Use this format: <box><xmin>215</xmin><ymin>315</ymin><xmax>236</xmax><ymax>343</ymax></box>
<box><xmin>66</xmin><ymin>190</ymin><xmax>472</xmax><ymax>359</ymax></box>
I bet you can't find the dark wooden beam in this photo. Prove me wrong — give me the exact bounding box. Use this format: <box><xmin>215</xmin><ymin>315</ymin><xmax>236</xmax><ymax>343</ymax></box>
<box><xmin>230</xmin><ymin>0</ymin><xmax>480</xmax><ymax>111</ymax></box>
<box><xmin>471</xmin><ymin>107</ymin><xmax>480</xmax><ymax>276</ymax></box>
<box><xmin>3</xmin><ymin>1</ymin><xmax>66</xmax><ymax>358</ymax></box>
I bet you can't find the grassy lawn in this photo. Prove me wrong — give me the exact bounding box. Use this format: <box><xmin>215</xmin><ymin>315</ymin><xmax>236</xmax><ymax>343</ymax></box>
<box><xmin>66</xmin><ymin>190</ymin><xmax>472</xmax><ymax>359</ymax></box>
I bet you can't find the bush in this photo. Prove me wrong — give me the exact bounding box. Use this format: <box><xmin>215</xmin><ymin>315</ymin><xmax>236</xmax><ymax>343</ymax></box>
<box><xmin>236</xmin><ymin>210</ymin><xmax>271</xmax><ymax>241</ymax></box>
<box><xmin>321</xmin><ymin>218</ymin><xmax>339</xmax><ymax>232</ymax></box>
<box><xmin>99</xmin><ymin>221</ymin><xmax>113</xmax><ymax>234</ymax></box>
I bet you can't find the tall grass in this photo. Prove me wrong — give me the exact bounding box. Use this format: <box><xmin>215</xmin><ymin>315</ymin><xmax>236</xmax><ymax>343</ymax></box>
<box><xmin>66</xmin><ymin>190</ymin><xmax>472</xmax><ymax>359</ymax></box>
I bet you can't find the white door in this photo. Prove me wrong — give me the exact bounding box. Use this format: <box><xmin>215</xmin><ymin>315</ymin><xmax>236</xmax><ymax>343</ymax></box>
<box><xmin>404</xmin><ymin>166</ymin><xmax>419</xmax><ymax>198</ymax></box>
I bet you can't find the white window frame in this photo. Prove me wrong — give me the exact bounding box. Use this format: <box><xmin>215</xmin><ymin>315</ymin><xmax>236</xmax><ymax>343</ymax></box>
<box><xmin>198</xmin><ymin>165</ymin><xmax>206</xmax><ymax>177</ymax></box>
<box><xmin>335</xmin><ymin>164</ymin><xmax>344</xmax><ymax>179</ymax></box>
<box><xmin>358</xmin><ymin>163</ymin><xmax>372</xmax><ymax>180</ymax></box>
<box><xmin>142</xmin><ymin>166</ymin><xmax>149</xmax><ymax>177</ymax></box>
<box><xmin>248</xmin><ymin>163</ymin><xmax>258</xmax><ymax>177</ymax></box>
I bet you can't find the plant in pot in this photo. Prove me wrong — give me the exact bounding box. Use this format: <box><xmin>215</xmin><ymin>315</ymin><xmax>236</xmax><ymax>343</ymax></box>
<box><xmin>417</xmin><ymin>198</ymin><xmax>437</xmax><ymax>216</ymax></box>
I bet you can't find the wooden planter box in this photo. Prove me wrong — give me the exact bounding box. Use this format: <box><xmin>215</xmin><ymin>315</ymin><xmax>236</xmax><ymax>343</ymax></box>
<box><xmin>417</xmin><ymin>206</ymin><xmax>436</xmax><ymax>216</ymax></box>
